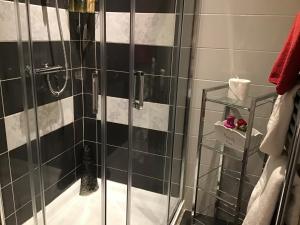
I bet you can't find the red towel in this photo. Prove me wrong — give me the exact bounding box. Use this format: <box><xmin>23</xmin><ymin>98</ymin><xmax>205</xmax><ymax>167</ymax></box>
<box><xmin>269</xmin><ymin>13</ymin><xmax>300</xmax><ymax>95</ymax></box>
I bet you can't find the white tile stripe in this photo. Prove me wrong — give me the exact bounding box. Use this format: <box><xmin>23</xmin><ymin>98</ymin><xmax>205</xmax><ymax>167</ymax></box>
<box><xmin>5</xmin><ymin>96</ymin><xmax>74</xmax><ymax>151</ymax></box>
<box><xmin>97</xmin><ymin>96</ymin><xmax>170</xmax><ymax>132</ymax></box>
<box><xmin>0</xmin><ymin>1</ymin><xmax>70</xmax><ymax>42</ymax></box>
<box><xmin>0</xmin><ymin>1</ymin><xmax>175</xmax><ymax>46</ymax></box>
<box><xmin>95</xmin><ymin>12</ymin><xmax>176</xmax><ymax>46</ymax></box>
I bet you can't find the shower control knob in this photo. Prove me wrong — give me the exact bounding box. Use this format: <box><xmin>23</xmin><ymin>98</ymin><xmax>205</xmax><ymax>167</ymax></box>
<box><xmin>44</xmin><ymin>63</ymin><xmax>49</xmax><ymax>68</ymax></box>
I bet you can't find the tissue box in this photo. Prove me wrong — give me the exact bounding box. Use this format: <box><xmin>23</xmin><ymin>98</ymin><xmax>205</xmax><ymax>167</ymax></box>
<box><xmin>214</xmin><ymin>121</ymin><xmax>263</xmax><ymax>152</ymax></box>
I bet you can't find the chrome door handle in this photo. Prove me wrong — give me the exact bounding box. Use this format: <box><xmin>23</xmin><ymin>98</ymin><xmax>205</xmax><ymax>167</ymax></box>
<box><xmin>134</xmin><ymin>71</ymin><xmax>144</xmax><ymax>110</ymax></box>
<box><xmin>92</xmin><ymin>71</ymin><xmax>99</xmax><ymax>114</ymax></box>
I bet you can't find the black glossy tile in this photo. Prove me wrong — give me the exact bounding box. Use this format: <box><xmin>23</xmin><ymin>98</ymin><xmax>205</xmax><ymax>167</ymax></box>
<box><xmin>0</xmin><ymin>42</ymin><xmax>20</xmax><ymax>80</ymax></box>
<box><xmin>181</xmin><ymin>15</ymin><xmax>194</xmax><ymax>47</ymax></box>
<box><xmin>74</xmin><ymin>94</ymin><xmax>83</xmax><ymax>120</ymax></box>
<box><xmin>170</xmin><ymin>158</ymin><xmax>182</xmax><ymax>184</ymax></box>
<box><xmin>72</xmin><ymin>69</ymin><xmax>83</xmax><ymax>95</ymax></box>
<box><xmin>0</xmin><ymin>153</ymin><xmax>11</xmax><ymax>186</ymax></box>
<box><xmin>80</xmin><ymin>13</ymin><xmax>95</xmax><ymax>41</ymax></box>
<box><xmin>9</xmin><ymin>144</ymin><xmax>29</xmax><ymax>181</ymax></box>
<box><xmin>107</xmin><ymin>71</ymin><xmax>129</xmax><ymax>98</ymax></box>
<box><xmin>45</xmin><ymin>171</ymin><xmax>76</xmax><ymax>205</ymax></box>
<box><xmin>12</xmin><ymin>174</ymin><xmax>31</xmax><ymax>210</ymax></box>
<box><xmin>75</xmin><ymin>142</ymin><xmax>84</xmax><ymax>168</ymax></box>
<box><xmin>97</xmin><ymin>120</ymin><xmax>101</xmax><ymax>142</ymax></box>
<box><xmin>133</xmin><ymin>127</ymin><xmax>167</xmax><ymax>156</ymax></box>
<box><xmin>69</xmin><ymin>12</ymin><xmax>80</xmax><ymax>40</ymax></box>
<box><xmin>183</xmin><ymin>0</ymin><xmax>195</xmax><ymax>13</ymax></box>
<box><xmin>82</xmin><ymin>41</ymin><xmax>96</xmax><ymax>68</ymax></box>
<box><xmin>0</xmin><ymin>84</ymin><xmax>3</xmax><ymax>118</ymax></box>
<box><xmin>107</xmin><ymin>168</ymin><xmax>127</xmax><ymax>184</ymax></box>
<box><xmin>42</xmin><ymin>149</ymin><xmax>75</xmax><ymax>189</ymax></box>
<box><xmin>144</xmin><ymin>75</ymin><xmax>170</xmax><ymax>104</ymax></box>
<box><xmin>180</xmin><ymin>211</ymin><xmax>192</xmax><ymax>225</ymax></box>
<box><xmin>83</xmin><ymin>94</ymin><xmax>96</xmax><ymax>118</ymax></box>
<box><xmin>35</xmin><ymin>72</ymin><xmax>72</xmax><ymax>107</ymax></box>
<box><xmin>40</xmin><ymin>123</ymin><xmax>74</xmax><ymax>163</ymax></box>
<box><xmin>175</xmin><ymin>107</ymin><xmax>186</xmax><ymax>134</ymax></box>
<box><xmin>0</xmin><ymin>119</ymin><xmax>7</xmax><ymax>154</ymax></box>
<box><xmin>107</xmin><ymin>145</ymin><xmax>128</xmax><ymax>171</ymax></box>
<box><xmin>172</xmin><ymin>133</ymin><xmax>183</xmax><ymax>159</ymax></box>
<box><xmin>16</xmin><ymin>202</ymin><xmax>33</xmax><ymax>225</ymax></box>
<box><xmin>70</xmin><ymin>41</ymin><xmax>81</xmax><ymax>68</ymax></box>
<box><xmin>5</xmin><ymin>214</ymin><xmax>17</xmax><ymax>225</ymax></box>
<box><xmin>75</xmin><ymin>119</ymin><xmax>83</xmax><ymax>144</ymax></box>
<box><xmin>179</xmin><ymin>48</ymin><xmax>191</xmax><ymax>78</ymax></box>
<box><xmin>84</xmin><ymin>118</ymin><xmax>96</xmax><ymax>142</ymax></box>
<box><xmin>135</xmin><ymin>45</ymin><xmax>173</xmax><ymax>76</ymax></box>
<box><xmin>133</xmin><ymin>151</ymin><xmax>165</xmax><ymax>180</ymax></box>
<box><xmin>82</xmin><ymin>68</ymin><xmax>97</xmax><ymax>94</ymax></box>
<box><xmin>1</xmin><ymin>78</ymin><xmax>24</xmax><ymax>115</ymax></box>
<box><xmin>2</xmin><ymin>184</ymin><xmax>15</xmax><ymax>217</ymax></box>
<box><xmin>132</xmin><ymin>173</ymin><xmax>164</xmax><ymax>194</ymax></box>
<box><xmin>107</xmin><ymin>43</ymin><xmax>129</xmax><ymax>72</ymax></box>
<box><xmin>136</xmin><ymin>0</ymin><xmax>176</xmax><ymax>13</ymax></box>
<box><xmin>107</xmin><ymin>0</ymin><xmax>130</xmax><ymax>12</ymax></box>
<box><xmin>32</xmin><ymin>42</ymin><xmax>71</xmax><ymax>69</ymax></box>
<box><xmin>177</xmin><ymin>78</ymin><xmax>188</xmax><ymax>107</ymax></box>
<box><xmin>80</xmin><ymin>141</ymin><xmax>99</xmax><ymax>166</ymax></box>
<box><xmin>107</xmin><ymin>122</ymin><xmax>128</xmax><ymax>148</ymax></box>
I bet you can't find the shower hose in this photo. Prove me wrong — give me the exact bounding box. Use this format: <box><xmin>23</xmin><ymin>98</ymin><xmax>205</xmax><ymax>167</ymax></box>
<box><xmin>47</xmin><ymin>0</ymin><xmax>69</xmax><ymax>97</ymax></box>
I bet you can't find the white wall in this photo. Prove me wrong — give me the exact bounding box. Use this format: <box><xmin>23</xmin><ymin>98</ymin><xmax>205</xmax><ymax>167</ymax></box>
<box><xmin>184</xmin><ymin>0</ymin><xmax>300</xmax><ymax>211</ymax></box>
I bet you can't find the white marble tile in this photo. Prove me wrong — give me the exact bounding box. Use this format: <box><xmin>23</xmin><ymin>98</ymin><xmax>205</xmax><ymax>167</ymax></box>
<box><xmin>135</xmin><ymin>13</ymin><xmax>176</xmax><ymax>46</ymax></box>
<box><xmin>29</xmin><ymin>4</ymin><xmax>70</xmax><ymax>41</ymax></box>
<box><xmin>0</xmin><ymin>0</ymin><xmax>18</xmax><ymax>41</ymax></box>
<box><xmin>106</xmin><ymin>12</ymin><xmax>130</xmax><ymax>44</ymax></box>
<box><xmin>97</xmin><ymin>96</ymin><xmax>169</xmax><ymax>132</ymax></box>
<box><xmin>5</xmin><ymin>97</ymin><xmax>74</xmax><ymax>151</ymax></box>
<box><xmin>95</xmin><ymin>13</ymin><xmax>101</xmax><ymax>42</ymax></box>
<box><xmin>133</xmin><ymin>101</ymin><xmax>169</xmax><ymax>132</ymax></box>
<box><xmin>95</xmin><ymin>12</ymin><xmax>176</xmax><ymax>46</ymax></box>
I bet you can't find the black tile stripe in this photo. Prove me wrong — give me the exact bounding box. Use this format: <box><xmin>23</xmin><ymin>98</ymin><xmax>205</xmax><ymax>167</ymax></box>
<box><xmin>136</xmin><ymin>0</ymin><xmax>176</xmax><ymax>13</ymax></box>
<box><xmin>0</xmin><ymin>42</ymin><xmax>20</xmax><ymax>81</ymax></box>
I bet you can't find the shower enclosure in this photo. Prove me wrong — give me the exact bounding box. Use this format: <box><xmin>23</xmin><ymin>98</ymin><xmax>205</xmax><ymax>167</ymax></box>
<box><xmin>0</xmin><ymin>0</ymin><xmax>190</xmax><ymax>224</ymax></box>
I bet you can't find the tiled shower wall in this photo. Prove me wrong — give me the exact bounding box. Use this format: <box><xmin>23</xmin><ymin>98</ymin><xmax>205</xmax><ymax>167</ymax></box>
<box><xmin>183</xmin><ymin>0</ymin><xmax>300</xmax><ymax>212</ymax></box>
<box><xmin>0</xmin><ymin>1</ymin><xmax>83</xmax><ymax>224</ymax></box>
<box><xmin>81</xmin><ymin>0</ymin><xmax>195</xmax><ymax>196</ymax></box>
<box><xmin>0</xmin><ymin>0</ymin><xmax>194</xmax><ymax>224</ymax></box>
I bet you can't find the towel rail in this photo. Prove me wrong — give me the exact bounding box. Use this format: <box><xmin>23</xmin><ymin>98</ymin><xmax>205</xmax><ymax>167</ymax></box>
<box><xmin>275</xmin><ymin>90</ymin><xmax>300</xmax><ymax>225</ymax></box>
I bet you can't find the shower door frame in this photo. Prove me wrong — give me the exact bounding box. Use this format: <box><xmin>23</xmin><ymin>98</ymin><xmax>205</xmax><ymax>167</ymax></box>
<box><xmin>97</xmin><ymin>0</ymin><xmax>187</xmax><ymax>224</ymax></box>
<box><xmin>13</xmin><ymin>0</ymin><xmax>187</xmax><ymax>223</ymax></box>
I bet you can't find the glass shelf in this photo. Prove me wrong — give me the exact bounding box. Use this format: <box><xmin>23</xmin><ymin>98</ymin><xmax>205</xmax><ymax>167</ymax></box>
<box><xmin>205</xmin><ymin>84</ymin><xmax>277</xmax><ymax>111</ymax></box>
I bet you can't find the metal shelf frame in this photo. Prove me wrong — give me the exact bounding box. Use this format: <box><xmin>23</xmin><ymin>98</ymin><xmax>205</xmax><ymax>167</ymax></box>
<box><xmin>191</xmin><ymin>84</ymin><xmax>277</xmax><ymax>225</ymax></box>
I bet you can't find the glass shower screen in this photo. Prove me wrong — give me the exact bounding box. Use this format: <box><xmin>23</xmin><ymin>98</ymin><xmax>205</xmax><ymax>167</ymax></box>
<box><xmin>8</xmin><ymin>0</ymin><xmax>186</xmax><ymax>224</ymax></box>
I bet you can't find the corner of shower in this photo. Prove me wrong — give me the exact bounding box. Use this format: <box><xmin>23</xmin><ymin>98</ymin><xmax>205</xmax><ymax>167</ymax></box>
<box><xmin>0</xmin><ymin>0</ymin><xmax>191</xmax><ymax>224</ymax></box>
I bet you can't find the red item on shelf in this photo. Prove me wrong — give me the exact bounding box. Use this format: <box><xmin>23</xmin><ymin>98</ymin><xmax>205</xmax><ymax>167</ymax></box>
<box><xmin>269</xmin><ymin>12</ymin><xmax>300</xmax><ymax>95</ymax></box>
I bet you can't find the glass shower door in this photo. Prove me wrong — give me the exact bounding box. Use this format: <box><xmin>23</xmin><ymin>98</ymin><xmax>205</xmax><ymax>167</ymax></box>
<box><xmin>128</xmin><ymin>0</ymin><xmax>184</xmax><ymax>224</ymax></box>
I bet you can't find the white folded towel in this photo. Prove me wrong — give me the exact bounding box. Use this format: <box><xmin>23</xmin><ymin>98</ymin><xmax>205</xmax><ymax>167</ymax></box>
<box><xmin>243</xmin><ymin>156</ymin><xmax>287</xmax><ymax>225</ymax></box>
<box><xmin>286</xmin><ymin>172</ymin><xmax>300</xmax><ymax>225</ymax></box>
<box><xmin>260</xmin><ymin>84</ymin><xmax>300</xmax><ymax>156</ymax></box>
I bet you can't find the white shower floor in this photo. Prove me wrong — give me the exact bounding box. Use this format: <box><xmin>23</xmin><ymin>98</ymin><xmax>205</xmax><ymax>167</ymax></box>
<box><xmin>23</xmin><ymin>179</ymin><xmax>179</xmax><ymax>225</ymax></box>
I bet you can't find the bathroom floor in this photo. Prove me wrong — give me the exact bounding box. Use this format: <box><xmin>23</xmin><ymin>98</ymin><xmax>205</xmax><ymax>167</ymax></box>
<box><xmin>23</xmin><ymin>179</ymin><xmax>178</xmax><ymax>225</ymax></box>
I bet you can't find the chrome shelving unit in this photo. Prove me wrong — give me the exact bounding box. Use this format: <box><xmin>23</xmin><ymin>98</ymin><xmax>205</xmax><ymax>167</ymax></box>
<box><xmin>191</xmin><ymin>84</ymin><xmax>277</xmax><ymax>225</ymax></box>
